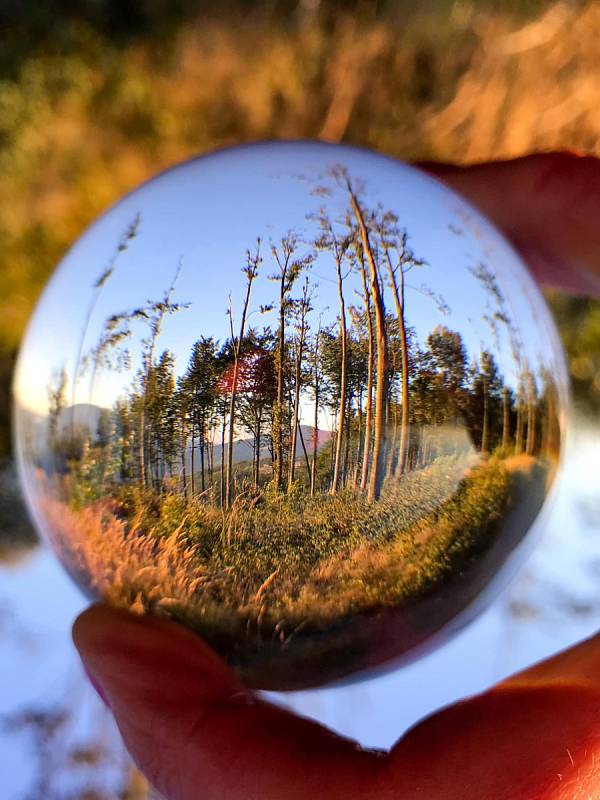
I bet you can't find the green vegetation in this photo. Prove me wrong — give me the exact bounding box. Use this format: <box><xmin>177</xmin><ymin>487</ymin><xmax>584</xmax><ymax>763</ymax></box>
<box><xmin>43</xmin><ymin>452</ymin><xmax>536</xmax><ymax>685</ymax></box>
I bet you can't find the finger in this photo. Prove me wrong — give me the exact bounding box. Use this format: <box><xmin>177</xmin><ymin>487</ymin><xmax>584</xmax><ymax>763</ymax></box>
<box><xmin>502</xmin><ymin>630</ymin><xmax>600</xmax><ymax>691</ymax></box>
<box><xmin>420</xmin><ymin>152</ymin><xmax>600</xmax><ymax>297</ymax></box>
<box><xmin>74</xmin><ymin>604</ymin><xmax>600</xmax><ymax>800</ymax></box>
<box><xmin>386</xmin><ymin>630</ymin><xmax>600</xmax><ymax>799</ymax></box>
<box><xmin>73</xmin><ymin>603</ymin><xmax>387</xmax><ymax>800</ymax></box>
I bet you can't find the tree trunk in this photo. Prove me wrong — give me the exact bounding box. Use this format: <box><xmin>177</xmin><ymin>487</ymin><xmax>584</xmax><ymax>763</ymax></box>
<box><xmin>311</xmin><ymin>329</ymin><xmax>321</xmax><ymax>496</ymax></box>
<box><xmin>181</xmin><ymin>429</ymin><xmax>188</xmax><ymax>500</ymax></box>
<box><xmin>348</xmin><ymin>182</ymin><xmax>389</xmax><ymax>501</ymax></box>
<box><xmin>502</xmin><ymin>387</ymin><xmax>510</xmax><ymax>451</ymax></box>
<box><xmin>383</xmin><ymin>246</ymin><xmax>410</xmax><ymax>478</ymax></box>
<box><xmin>329</xmin><ymin>423</ymin><xmax>336</xmax><ymax>485</ymax></box>
<box><xmin>343</xmin><ymin>402</ymin><xmax>352</xmax><ymax>487</ymax></box>
<box><xmin>138</xmin><ymin>412</ymin><xmax>146</xmax><ymax>488</ymax></box>
<box><xmin>200</xmin><ymin>431</ymin><xmax>206</xmax><ymax>492</ymax></box>
<box><xmin>138</xmin><ymin>273</ymin><xmax>178</xmax><ymax>489</ymax></box>
<box><xmin>311</xmin><ymin>386</ymin><xmax>319</xmax><ymax>494</ymax></box>
<box><xmin>515</xmin><ymin>390</ymin><xmax>524</xmax><ymax>454</ymax></box>
<box><xmin>226</xmin><ymin>268</ymin><xmax>257</xmax><ymax>508</ymax></box>
<box><xmin>481</xmin><ymin>375</ymin><xmax>490</xmax><ymax>454</ymax></box>
<box><xmin>360</xmin><ymin>262</ymin><xmax>375</xmax><ymax>493</ymax></box>
<box><xmin>190</xmin><ymin>428</ymin><xmax>195</xmax><ymax>496</ymax></box>
<box><xmin>526</xmin><ymin>374</ymin><xmax>536</xmax><ymax>455</ymax></box>
<box><xmin>288</xmin><ymin>312</ymin><xmax>307</xmax><ymax>490</ymax></box>
<box><xmin>255</xmin><ymin>415</ymin><xmax>262</xmax><ymax>486</ymax></box>
<box><xmin>354</xmin><ymin>389</ymin><xmax>363</xmax><ymax>489</ymax></box>
<box><xmin>387</xmin><ymin>385</ymin><xmax>399</xmax><ymax>476</ymax></box>
<box><xmin>274</xmin><ymin>283</ymin><xmax>286</xmax><ymax>492</ymax></box>
<box><xmin>331</xmin><ymin>260</ymin><xmax>348</xmax><ymax>495</ymax></box>
<box><xmin>297</xmin><ymin>422</ymin><xmax>312</xmax><ymax>481</ymax></box>
<box><xmin>220</xmin><ymin>414</ymin><xmax>226</xmax><ymax>506</ymax></box>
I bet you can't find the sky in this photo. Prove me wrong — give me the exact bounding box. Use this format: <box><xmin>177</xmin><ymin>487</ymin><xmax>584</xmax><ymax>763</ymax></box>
<box><xmin>13</xmin><ymin>141</ymin><xmax>568</xmax><ymax>436</ymax></box>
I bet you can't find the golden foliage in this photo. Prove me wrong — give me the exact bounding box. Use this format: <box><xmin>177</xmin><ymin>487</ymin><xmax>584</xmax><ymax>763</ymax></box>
<box><xmin>41</xmin><ymin>455</ymin><xmax>515</xmax><ymax>633</ymax></box>
<box><xmin>425</xmin><ymin>3</ymin><xmax>600</xmax><ymax>160</ymax></box>
<box><xmin>3</xmin><ymin>2</ymin><xmax>599</xmax><ymax>353</ymax></box>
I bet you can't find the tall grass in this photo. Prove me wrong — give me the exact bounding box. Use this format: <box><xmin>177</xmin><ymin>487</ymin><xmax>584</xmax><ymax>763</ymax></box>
<box><xmin>42</xmin><ymin>454</ymin><xmax>517</xmax><ymax>639</ymax></box>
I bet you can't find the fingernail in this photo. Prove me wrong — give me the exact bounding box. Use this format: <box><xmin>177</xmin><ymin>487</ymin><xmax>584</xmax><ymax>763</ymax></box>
<box><xmin>84</xmin><ymin>665</ymin><xmax>111</xmax><ymax>708</ymax></box>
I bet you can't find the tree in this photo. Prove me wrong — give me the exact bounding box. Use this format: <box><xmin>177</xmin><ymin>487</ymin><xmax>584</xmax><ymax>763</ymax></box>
<box><xmin>72</xmin><ymin>214</ymin><xmax>140</xmax><ymax>420</ymax></box>
<box><xmin>515</xmin><ymin>381</ymin><xmax>526</xmax><ymax>454</ymax></box>
<box><xmin>375</xmin><ymin>212</ymin><xmax>425</xmax><ymax>478</ymax></box>
<box><xmin>502</xmin><ymin>386</ymin><xmax>512</xmax><ymax>451</ymax></box>
<box><xmin>354</xmin><ymin>246</ymin><xmax>376</xmax><ymax>492</ymax></box>
<box><xmin>137</xmin><ymin>264</ymin><xmax>188</xmax><ymax>488</ymax></box>
<box><xmin>180</xmin><ymin>336</ymin><xmax>219</xmax><ymax>495</ymax></box>
<box><xmin>319</xmin><ymin>326</ymin><xmax>343</xmax><ymax>483</ymax></box>
<box><xmin>465</xmin><ymin>350</ymin><xmax>504</xmax><ymax>454</ymax></box>
<box><xmin>309</xmin><ymin>316</ymin><xmax>324</xmax><ymax>495</ymax></box>
<box><xmin>214</xmin><ymin>345</ymin><xmax>232</xmax><ymax>507</ymax></box>
<box><xmin>288</xmin><ymin>277</ymin><xmax>313</xmax><ymax>490</ymax></box>
<box><xmin>114</xmin><ymin>397</ymin><xmax>136</xmax><ymax>482</ymax></box>
<box><xmin>426</xmin><ymin>326</ymin><xmax>468</xmax><ymax>423</ymax></box>
<box><xmin>269</xmin><ymin>232</ymin><xmax>312</xmax><ymax>492</ymax></box>
<box><xmin>314</xmin><ymin>208</ymin><xmax>351</xmax><ymax>493</ymax></box>
<box><xmin>470</xmin><ymin>260</ymin><xmax>524</xmax><ymax>454</ymax></box>
<box><xmin>173</xmin><ymin>386</ymin><xmax>189</xmax><ymax>498</ymax></box>
<box><xmin>223</xmin><ymin>241</ymin><xmax>262</xmax><ymax>507</ymax></box>
<box><xmin>145</xmin><ymin>350</ymin><xmax>177</xmax><ymax>489</ymax></box>
<box><xmin>525</xmin><ymin>364</ymin><xmax>538</xmax><ymax>456</ymax></box>
<box><xmin>85</xmin><ymin>264</ymin><xmax>188</xmax><ymax>487</ymax></box>
<box><xmin>338</xmin><ymin>168</ymin><xmax>389</xmax><ymax>501</ymax></box>
<box><xmin>236</xmin><ymin>329</ymin><xmax>277</xmax><ymax>487</ymax></box>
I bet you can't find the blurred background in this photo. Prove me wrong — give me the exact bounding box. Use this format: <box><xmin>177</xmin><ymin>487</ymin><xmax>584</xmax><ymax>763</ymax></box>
<box><xmin>0</xmin><ymin>1</ymin><xmax>599</xmax><ymax>797</ymax></box>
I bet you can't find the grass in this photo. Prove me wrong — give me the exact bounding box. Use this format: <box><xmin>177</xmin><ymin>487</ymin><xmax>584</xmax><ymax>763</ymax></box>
<box><xmin>38</xmin><ymin>452</ymin><xmax>546</xmax><ymax>687</ymax></box>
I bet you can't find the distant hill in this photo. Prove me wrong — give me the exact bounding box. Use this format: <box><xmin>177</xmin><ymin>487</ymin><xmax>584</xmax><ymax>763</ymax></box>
<box><xmin>58</xmin><ymin>403</ymin><xmax>104</xmax><ymax>435</ymax></box>
<box><xmin>18</xmin><ymin>403</ymin><xmax>332</xmax><ymax>469</ymax></box>
<box><xmin>188</xmin><ymin>425</ymin><xmax>332</xmax><ymax>468</ymax></box>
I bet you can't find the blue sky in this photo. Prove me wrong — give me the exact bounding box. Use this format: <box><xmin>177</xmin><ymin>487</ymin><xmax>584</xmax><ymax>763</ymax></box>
<box><xmin>14</xmin><ymin>140</ymin><xmax>567</xmax><ymax>429</ymax></box>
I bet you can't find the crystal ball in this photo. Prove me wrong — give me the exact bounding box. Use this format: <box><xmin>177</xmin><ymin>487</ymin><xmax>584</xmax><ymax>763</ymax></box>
<box><xmin>13</xmin><ymin>142</ymin><xmax>569</xmax><ymax>689</ymax></box>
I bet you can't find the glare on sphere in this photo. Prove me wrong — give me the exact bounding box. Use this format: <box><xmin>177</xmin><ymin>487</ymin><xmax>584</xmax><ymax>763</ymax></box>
<box><xmin>14</xmin><ymin>142</ymin><xmax>568</xmax><ymax>689</ymax></box>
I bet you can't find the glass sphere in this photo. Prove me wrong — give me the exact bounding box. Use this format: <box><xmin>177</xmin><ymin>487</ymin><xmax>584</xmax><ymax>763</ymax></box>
<box><xmin>13</xmin><ymin>142</ymin><xmax>569</xmax><ymax>690</ymax></box>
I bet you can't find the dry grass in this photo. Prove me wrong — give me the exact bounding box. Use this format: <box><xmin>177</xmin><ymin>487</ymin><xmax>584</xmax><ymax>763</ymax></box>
<box><xmin>32</xmin><ymin>448</ymin><xmax>553</xmax><ymax>686</ymax></box>
<box><xmin>3</xmin><ymin>2</ymin><xmax>600</xmax><ymax>354</ymax></box>
<box><xmin>40</xmin><ymin>454</ymin><xmax>517</xmax><ymax>637</ymax></box>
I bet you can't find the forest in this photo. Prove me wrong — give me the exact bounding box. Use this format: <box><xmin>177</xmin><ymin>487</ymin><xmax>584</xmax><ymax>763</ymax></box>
<box><xmin>48</xmin><ymin>166</ymin><xmax>558</xmax><ymax>504</ymax></box>
<box><xmin>32</xmin><ymin>162</ymin><xmax>561</xmax><ymax>686</ymax></box>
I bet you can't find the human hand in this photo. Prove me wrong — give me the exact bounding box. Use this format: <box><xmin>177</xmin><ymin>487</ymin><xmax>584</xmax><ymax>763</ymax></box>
<box><xmin>74</xmin><ymin>152</ymin><xmax>600</xmax><ymax>799</ymax></box>
<box><xmin>423</xmin><ymin>152</ymin><xmax>600</xmax><ymax>297</ymax></box>
<box><xmin>74</xmin><ymin>603</ymin><xmax>600</xmax><ymax>800</ymax></box>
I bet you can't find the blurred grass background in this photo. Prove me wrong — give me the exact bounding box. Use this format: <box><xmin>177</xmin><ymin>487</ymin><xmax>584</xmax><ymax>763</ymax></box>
<box><xmin>1</xmin><ymin>0</ymin><xmax>599</xmax><ymax>459</ymax></box>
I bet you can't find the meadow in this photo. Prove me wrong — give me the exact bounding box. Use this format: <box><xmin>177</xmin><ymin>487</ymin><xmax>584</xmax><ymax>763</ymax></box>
<box><xmin>37</xmin><ymin>449</ymin><xmax>551</xmax><ymax>687</ymax></box>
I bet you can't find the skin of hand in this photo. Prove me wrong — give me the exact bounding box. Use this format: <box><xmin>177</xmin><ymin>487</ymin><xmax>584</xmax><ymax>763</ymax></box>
<box><xmin>74</xmin><ymin>152</ymin><xmax>600</xmax><ymax>800</ymax></box>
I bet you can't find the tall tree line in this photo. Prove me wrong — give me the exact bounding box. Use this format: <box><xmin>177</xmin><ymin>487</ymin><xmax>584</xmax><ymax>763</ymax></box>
<box><xmin>68</xmin><ymin>171</ymin><xmax>559</xmax><ymax>506</ymax></box>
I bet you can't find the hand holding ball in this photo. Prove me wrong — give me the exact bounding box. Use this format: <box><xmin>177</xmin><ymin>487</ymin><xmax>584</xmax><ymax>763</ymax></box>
<box><xmin>14</xmin><ymin>142</ymin><xmax>567</xmax><ymax>689</ymax></box>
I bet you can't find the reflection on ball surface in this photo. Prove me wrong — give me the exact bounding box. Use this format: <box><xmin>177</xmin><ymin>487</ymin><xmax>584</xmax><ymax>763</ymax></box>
<box><xmin>14</xmin><ymin>142</ymin><xmax>568</xmax><ymax>689</ymax></box>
